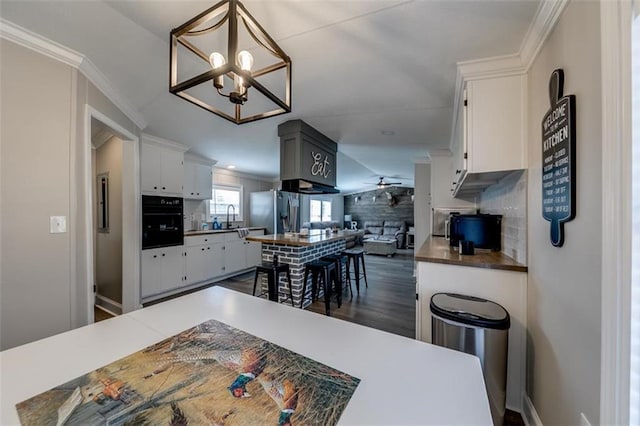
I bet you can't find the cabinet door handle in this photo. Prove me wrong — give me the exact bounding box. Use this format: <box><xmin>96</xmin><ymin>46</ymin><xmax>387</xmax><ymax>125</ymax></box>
<box><xmin>154</xmin><ymin>186</ymin><xmax>158</xmax><ymax>190</ymax></box>
<box><xmin>207</xmin><ymin>247</ymin><xmax>211</xmax><ymax>250</ymax></box>
<box><xmin>201</xmin><ymin>248</ymin><xmax>205</xmax><ymax>251</ymax></box>
<box><xmin>162</xmin><ymin>186</ymin><xmax>166</xmax><ymax>190</ymax></box>
<box><xmin>456</xmin><ymin>170</ymin><xmax>461</xmax><ymax>174</ymax></box>
<box><xmin>153</xmin><ymin>255</ymin><xmax>157</xmax><ymax>258</ymax></box>
<box><xmin>162</xmin><ymin>253</ymin><xmax>165</xmax><ymax>257</ymax></box>
<box><xmin>204</xmin><ymin>239</ymin><xmax>208</xmax><ymax>242</ymax></box>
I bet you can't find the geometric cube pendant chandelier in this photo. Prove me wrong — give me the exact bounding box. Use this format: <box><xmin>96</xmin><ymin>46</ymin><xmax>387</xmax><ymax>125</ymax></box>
<box><xmin>170</xmin><ymin>0</ymin><xmax>292</xmax><ymax>124</ymax></box>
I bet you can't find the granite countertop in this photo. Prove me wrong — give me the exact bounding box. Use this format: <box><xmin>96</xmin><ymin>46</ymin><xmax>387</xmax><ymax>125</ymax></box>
<box><xmin>415</xmin><ymin>237</ymin><xmax>527</xmax><ymax>272</ymax></box>
<box><xmin>184</xmin><ymin>227</ymin><xmax>265</xmax><ymax>237</ymax></box>
<box><xmin>246</xmin><ymin>229</ymin><xmax>361</xmax><ymax>247</ymax></box>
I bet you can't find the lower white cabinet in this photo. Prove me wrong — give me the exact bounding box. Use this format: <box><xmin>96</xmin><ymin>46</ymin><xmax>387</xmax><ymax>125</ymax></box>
<box><xmin>245</xmin><ymin>239</ymin><xmax>262</xmax><ymax>267</ymax></box>
<box><xmin>141</xmin><ymin>246</ymin><xmax>185</xmax><ymax>298</ymax></box>
<box><xmin>142</xmin><ymin>231</ymin><xmax>264</xmax><ymax>301</ymax></box>
<box><xmin>225</xmin><ymin>239</ymin><xmax>246</xmax><ymax>273</ymax></box>
<box><xmin>416</xmin><ymin>261</ymin><xmax>526</xmax><ymax>412</ymax></box>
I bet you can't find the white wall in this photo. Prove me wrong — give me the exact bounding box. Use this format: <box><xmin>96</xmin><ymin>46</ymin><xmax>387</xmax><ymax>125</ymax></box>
<box><xmin>0</xmin><ymin>40</ymin><xmax>141</xmax><ymax>350</ymax></box>
<box><xmin>414</xmin><ymin>163</ymin><xmax>431</xmax><ymax>250</ymax></box>
<box><xmin>95</xmin><ymin>136</ymin><xmax>123</xmax><ymax>304</ymax></box>
<box><xmin>526</xmin><ymin>1</ymin><xmax>602</xmax><ymax>423</ymax></box>
<box><xmin>0</xmin><ymin>39</ymin><xmax>73</xmax><ymax>350</ymax></box>
<box><xmin>184</xmin><ymin>167</ymin><xmax>273</xmax><ymax>226</ymax></box>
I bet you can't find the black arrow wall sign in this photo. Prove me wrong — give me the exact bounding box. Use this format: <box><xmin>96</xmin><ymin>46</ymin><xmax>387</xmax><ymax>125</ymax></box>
<box><xmin>541</xmin><ymin>69</ymin><xmax>576</xmax><ymax>247</ymax></box>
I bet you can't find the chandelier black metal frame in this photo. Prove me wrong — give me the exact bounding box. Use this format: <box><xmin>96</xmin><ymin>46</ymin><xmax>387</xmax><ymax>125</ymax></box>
<box><xmin>170</xmin><ymin>0</ymin><xmax>292</xmax><ymax>125</ymax></box>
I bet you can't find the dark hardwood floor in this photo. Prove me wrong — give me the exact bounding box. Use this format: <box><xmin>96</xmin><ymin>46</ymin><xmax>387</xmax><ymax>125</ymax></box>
<box><xmin>217</xmin><ymin>248</ymin><xmax>417</xmax><ymax>338</ymax></box>
<box><xmin>94</xmin><ymin>306</ymin><xmax>115</xmax><ymax>322</ymax></box>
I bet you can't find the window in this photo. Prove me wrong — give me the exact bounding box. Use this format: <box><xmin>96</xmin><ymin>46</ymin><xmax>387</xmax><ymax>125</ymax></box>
<box><xmin>310</xmin><ymin>199</ymin><xmax>332</xmax><ymax>222</ymax></box>
<box><xmin>209</xmin><ymin>184</ymin><xmax>243</xmax><ymax>222</ymax></box>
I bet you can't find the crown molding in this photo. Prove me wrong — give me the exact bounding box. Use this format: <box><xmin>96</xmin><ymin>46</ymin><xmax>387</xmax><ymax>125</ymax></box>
<box><xmin>448</xmin><ymin>0</ymin><xmax>568</xmax><ymax>152</ymax></box>
<box><xmin>0</xmin><ymin>18</ymin><xmax>148</xmax><ymax>130</ymax></box>
<box><xmin>0</xmin><ymin>18</ymin><xmax>82</xmax><ymax>67</ymax></box>
<box><xmin>78</xmin><ymin>57</ymin><xmax>148</xmax><ymax>130</ymax></box>
<box><xmin>519</xmin><ymin>0</ymin><xmax>569</xmax><ymax>71</ymax></box>
<box><xmin>141</xmin><ymin>133</ymin><xmax>189</xmax><ymax>152</ymax></box>
<box><xmin>184</xmin><ymin>152</ymin><xmax>217</xmax><ymax>167</ymax></box>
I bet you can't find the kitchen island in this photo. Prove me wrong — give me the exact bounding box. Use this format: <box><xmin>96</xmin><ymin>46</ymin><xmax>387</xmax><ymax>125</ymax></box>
<box><xmin>1</xmin><ymin>287</ymin><xmax>492</xmax><ymax>425</ymax></box>
<box><xmin>246</xmin><ymin>230</ymin><xmax>361</xmax><ymax>307</ymax></box>
<box><xmin>415</xmin><ymin>236</ymin><xmax>527</xmax><ymax>413</ymax></box>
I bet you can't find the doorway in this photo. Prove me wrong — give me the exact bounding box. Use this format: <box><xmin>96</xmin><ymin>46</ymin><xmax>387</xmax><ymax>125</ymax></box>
<box><xmin>85</xmin><ymin>107</ymin><xmax>140</xmax><ymax>323</ymax></box>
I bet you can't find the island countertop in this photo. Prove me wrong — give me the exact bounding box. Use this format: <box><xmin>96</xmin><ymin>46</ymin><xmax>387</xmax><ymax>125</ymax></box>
<box><xmin>1</xmin><ymin>287</ymin><xmax>492</xmax><ymax>425</ymax></box>
<box><xmin>415</xmin><ymin>236</ymin><xmax>528</xmax><ymax>272</ymax></box>
<box><xmin>246</xmin><ymin>230</ymin><xmax>360</xmax><ymax>246</ymax></box>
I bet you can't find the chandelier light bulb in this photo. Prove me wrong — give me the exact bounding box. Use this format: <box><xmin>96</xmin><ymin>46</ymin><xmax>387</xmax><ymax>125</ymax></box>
<box><xmin>238</xmin><ymin>50</ymin><xmax>254</xmax><ymax>71</ymax></box>
<box><xmin>209</xmin><ymin>52</ymin><xmax>226</xmax><ymax>69</ymax></box>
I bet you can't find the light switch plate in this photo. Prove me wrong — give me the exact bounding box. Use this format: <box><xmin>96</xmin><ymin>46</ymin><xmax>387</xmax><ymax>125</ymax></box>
<box><xmin>50</xmin><ymin>216</ymin><xmax>67</xmax><ymax>233</ymax></box>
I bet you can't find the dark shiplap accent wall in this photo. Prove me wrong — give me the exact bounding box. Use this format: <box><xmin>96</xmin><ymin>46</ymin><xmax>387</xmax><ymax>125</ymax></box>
<box><xmin>344</xmin><ymin>187</ymin><xmax>414</xmax><ymax>228</ymax></box>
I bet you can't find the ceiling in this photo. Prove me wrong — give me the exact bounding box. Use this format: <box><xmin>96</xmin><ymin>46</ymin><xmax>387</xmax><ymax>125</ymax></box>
<box><xmin>0</xmin><ymin>0</ymin><xmax>540</xmax><ymax>193</ymax></box>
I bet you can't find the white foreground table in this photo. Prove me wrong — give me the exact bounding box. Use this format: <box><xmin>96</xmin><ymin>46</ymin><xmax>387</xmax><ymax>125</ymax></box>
<box><xmin>1</xmin><ymin>287</ymin><xmax>491</xmax><ymax>425</ymax></box>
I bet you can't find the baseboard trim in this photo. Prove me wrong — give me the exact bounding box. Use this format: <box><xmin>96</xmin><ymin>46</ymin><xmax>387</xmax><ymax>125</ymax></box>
<box><xmin>95</xmin><ymin>295</ymin><xmax>123</xmax><ymax>316</ymax></box>
<box><xmin>522</xmin><ymin>394</ymin><xmax>543</xmax><ymax>426</ymax></box>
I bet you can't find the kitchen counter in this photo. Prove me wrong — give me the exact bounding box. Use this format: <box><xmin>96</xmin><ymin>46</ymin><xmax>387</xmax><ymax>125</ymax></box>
<box><xmin>184</xmin><ymin>227</ymin><xmax>265</xmax><ymax>236</ymax></box>
<box><xmin>415</xmin><ymin>236</ymin><xmax>527</xmax><ymax>272</ymax></box>
<box><xmin>246</xmin><ymin>229</ymin><xmax>359</xmax><ymax>247</ymax></box>
<box><xmin>1</xmin><ymin>287</ymin><xmax>491</xmax><ymax>425</ymax></box>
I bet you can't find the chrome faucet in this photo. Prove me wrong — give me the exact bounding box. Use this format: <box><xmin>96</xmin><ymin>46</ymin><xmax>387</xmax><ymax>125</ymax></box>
<box><xmin>226</xmin><ymin>204</ymin><xmax>236</xmax><ymax>229</ymax></box>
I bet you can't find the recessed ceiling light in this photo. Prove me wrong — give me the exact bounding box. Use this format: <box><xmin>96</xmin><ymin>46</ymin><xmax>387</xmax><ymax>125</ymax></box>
<box><xmin>381</xmin><ymin>130</ymin><xmax>395</xmax><ymax>136</ymax></box>
<box><xmin>227</xmin><ymin>165</ymin><xmax>236</xmax><ymax>169</ymax></box>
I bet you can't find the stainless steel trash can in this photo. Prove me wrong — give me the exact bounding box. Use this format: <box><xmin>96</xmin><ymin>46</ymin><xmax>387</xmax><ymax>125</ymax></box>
<box><xmin>430</xmin><ymin>293</ymin><xmax>510</xmax><ymax>426</ymax></box>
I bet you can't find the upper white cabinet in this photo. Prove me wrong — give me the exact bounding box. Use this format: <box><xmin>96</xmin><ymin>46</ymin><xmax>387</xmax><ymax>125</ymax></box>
<box><xmin>465</xmin><ymin>75</ymin><xmax>526</xmax><ymax>174</ymax></box>
<box><xmin>183</xmin><ymin>155</ymin><xmax>214</xmax><ymax>200</ymax></box>
<box><xmin>141</xmin><ymin>135</ymin><xmax>188</xmax><ymax>196</ymax></box>
<box><xmin>450</xmin><ymin>60</ymin><xmax>527</xmax><ymax>198</ymax></box>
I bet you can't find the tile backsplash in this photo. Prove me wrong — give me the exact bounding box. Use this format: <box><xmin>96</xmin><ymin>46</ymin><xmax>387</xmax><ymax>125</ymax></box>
<box><xmin>479</xmin><ymin>170</ymin><xmax>527</xmax><ymax>264</ymax></box>
<box><xmin>184</xmin><ymin>199</ymin><xmax>208</xmax><ymax>231</ymax></box>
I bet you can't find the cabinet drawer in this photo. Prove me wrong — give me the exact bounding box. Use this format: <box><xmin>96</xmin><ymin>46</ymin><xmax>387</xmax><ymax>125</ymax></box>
<box><xmin>185</xmin><ymin>233</ymin><xmax>226</xmax><ymax>246</ymax></box>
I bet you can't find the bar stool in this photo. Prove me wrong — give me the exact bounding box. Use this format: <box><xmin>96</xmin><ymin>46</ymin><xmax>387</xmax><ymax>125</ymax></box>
<box><xmin>321</xmin><ymin>253</ymin><xmax>351</xmax><ymax>297</ymax></box>
<box><xmin>301</xmin><ymin>260</ymin><xmax>341</xmax><ymax>315</ymax></box>
<box><xmin>253</xmin><ymin>259</ymin><xmax>294</xmax><ymax>306</ymax></box>
<box><xmin>344</xmin><ymin>248</ymin><xmax>368</xmax><ymax>294</ymax></box>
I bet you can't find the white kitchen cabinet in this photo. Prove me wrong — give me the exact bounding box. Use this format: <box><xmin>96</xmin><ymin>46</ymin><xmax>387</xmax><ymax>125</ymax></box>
<box><xmin>141</xmin><ymin>135</ymin><xmax>187</xmax><ymax>196</ymax></box>
<box><xmin>416</xmin><ymin>260</ymin><xmax>526</xmax><ymax>412</ymax></box>
<box><xmin>245</xmin><ymin>240</ymin><xmax>262</xmax><ymax>268</ymax></box>
<box><xmin>185</xmin><ymin>245</ymin><xmax>207</xmax><ymax>285</ymax></box>
<box><xmin>224</xmin><ymin>239</ymin><xmax>247</xmax><ymax>273</ymax></box>
<box><xmin>141</xmin><ymin>245</ymin><xmax>185</xmax><ymax>298</ymax></box>
<box><xmin>184</xmin><ymin>234</ymin><xmax>226</xmax><ymax>284</ymax></box>
<box><xmin>183</xmin><ymin>160</ymin><xmax>213</xmax><ymax>200</ymax></box>
<box><xmin>452</xmin><ymin>74</ymin><xmax>526</xmax><ymax>197</ymax></box>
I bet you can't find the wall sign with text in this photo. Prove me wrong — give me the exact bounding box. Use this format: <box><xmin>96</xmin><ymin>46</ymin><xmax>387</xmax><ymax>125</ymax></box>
<box><xmin>541</xmin><ymin>69</ymin><xmax>576</xmax><ymax>247</ymax></box>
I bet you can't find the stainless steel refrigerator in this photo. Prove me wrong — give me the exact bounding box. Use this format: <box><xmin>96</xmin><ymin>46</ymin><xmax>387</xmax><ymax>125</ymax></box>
<box><xmin>249</xmin><ymin>190</ymin><xmax>301</xmax><ymax>235</ymax></box>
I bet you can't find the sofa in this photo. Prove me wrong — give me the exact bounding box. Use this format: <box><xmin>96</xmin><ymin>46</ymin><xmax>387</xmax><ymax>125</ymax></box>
<box><xmin>301</xmin><ymin>221</ymin><xmax>340</xmax><ymax>230</ymax></box>
<box><xmin>301</xmin><ymin>221</ymin><xmax>362</xmax><ymax>248</ymax></box>
<box><xmin>362</xmin><ymin>220</ymin><xmax>407</xmax><ymax>249</ymax></box>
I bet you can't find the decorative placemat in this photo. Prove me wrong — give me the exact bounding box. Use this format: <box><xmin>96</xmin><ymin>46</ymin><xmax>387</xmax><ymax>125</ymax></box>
<box><xmin>16</xmin><ymin>319</ymin><xmax>360</xmax><ymax>425</ymax></box>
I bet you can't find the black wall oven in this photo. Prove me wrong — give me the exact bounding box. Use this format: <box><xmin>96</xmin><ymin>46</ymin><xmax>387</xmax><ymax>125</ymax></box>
<box><xmin>142</xmin><ymin>195</ymin><xmax>184</xmax><ymax>249</ymax></box>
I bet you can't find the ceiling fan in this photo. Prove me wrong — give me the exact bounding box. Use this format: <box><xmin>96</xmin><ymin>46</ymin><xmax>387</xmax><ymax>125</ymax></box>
<box><xmin>367</xmin><ymin>176</ymin><xmax>402</xmax><ymax>188</ymax></box>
